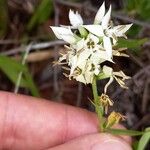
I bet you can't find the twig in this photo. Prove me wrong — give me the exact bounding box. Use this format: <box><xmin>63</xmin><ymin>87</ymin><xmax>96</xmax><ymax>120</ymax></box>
<box><xmin>1</xmin><ymin>40</ymin><xmax>66</xmax><ymax>56</ymax></box>
<box><xmin>14</xmin><ymin>43</ymin><xmax>33</xmax><ymax>93</ymax></box>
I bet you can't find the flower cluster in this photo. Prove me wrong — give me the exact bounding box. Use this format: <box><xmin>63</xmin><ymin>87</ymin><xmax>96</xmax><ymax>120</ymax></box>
<box><xmin>51</xmin><ymin>2</ymin><xmax>132</xmax><ymax>129</ymax></box>
<box><xmin>50</xmin><ymin>2</ymin><xmax>132</xmax><ymax>92</ymax></box>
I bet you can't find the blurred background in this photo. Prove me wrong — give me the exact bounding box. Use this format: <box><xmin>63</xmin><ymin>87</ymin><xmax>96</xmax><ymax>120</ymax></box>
<box><xmin>0</xmin><ymin>0</ymin><xmax>150</xmax><ymax>139</ymax></box>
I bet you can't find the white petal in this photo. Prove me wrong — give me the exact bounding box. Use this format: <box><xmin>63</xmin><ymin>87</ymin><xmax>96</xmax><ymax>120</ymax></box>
<box><xmin>94</xmin><ymin>2</ymin><xmax>105</xmax><ymax>24</ymax></box>
<box><xmin>69</xmin><ymin>10</ymin><xmax>83</xmax><ymax>27</ymax></box>
<box><xmin>90</xmin><ymin>50</ymin><xmax>113</xmax><ymax>64</ymax></box>
<box><xmin>113</xmin><ymin>24</ymin><xmax>133</xmax><ymax>37</ymax></box>
<box><xmin>113</xmin><ymin>71</ymin><xmax>131</xmax><ymax>80</ymax></box>
<box><xmin>94</xmin><ymin>65</ymin><xmax>100</xmax><ymax>75</ymax></box>
<box><xmin>76</xmin><ymin>38</ymin><xmax>85</xmax><ymax>51</ymax></box>
<box><xmin>104</xmin><ymin>76</ymin><xmax>114</xmax><ymax>93</ymax></box>
<box><xmin>103</xmin><ymin>36</ymin><xmax>112</xmax><ymax>58</ymax></box>
<box><xmin>114</xmin><ymin>76</ymin><xmax>128</xmax><ymax>89</ymax></box>
<box><xmin>85</xmin><ymin>73</ymin><xmax>94</xmax><ymax>84</ymax></box>
<box><xmin>102</xmin><ymin>5</ymin><xmax>112</xmax><ymax>29</ymax></box>
<box><xmin>82</xmin><ymin>25</ymin><xmax>104</xmax><ymax>37</ymax></box>
<box><xmin>103</xmin><ymin>65</ymin><xmax>113</xmax><ymax>76</ymax></box>
<box><xmin>75</xmin><ymin>74</ymin><xmax>86</xmax><ymax>84</ymax></box>
<box><xmin>77</xmin><ymin>49</ymin><xmax>92</xmax><ymax>65</ymax></box>
<box><xmin>50</xmin><ymin>26</ymin><xmax>76</xmax><ymax>44</ymax></box>
<box><xmin>69</xmin><ymin>55</ymin><xmax>78</xmax><ymax>74</ymax></box>
<box><xmin>88</xmin><ymin>33</ymin><xmax>99</xmax><ymax>44</ymax></box>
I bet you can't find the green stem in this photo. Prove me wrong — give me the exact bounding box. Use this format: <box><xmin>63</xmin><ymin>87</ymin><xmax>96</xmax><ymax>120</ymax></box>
<box><xmin>92</xmin><ymin>76</ymin><xmax>104</xmax><ymax>132</ymax></box>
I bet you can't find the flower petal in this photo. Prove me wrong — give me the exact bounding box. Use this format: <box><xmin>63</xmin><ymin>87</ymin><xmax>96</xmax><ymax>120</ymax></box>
<box><xmin>102</xmin><ymin>5</ymin><xmax>112</xmax><ymax>29</ymax></box>
<box><xmin>50</xmin><ymin>26</ymin><xmax>76</xmax><ymax>44</ymax></box>
<box><xmin>113</xmin><ymin>71</ymin><xmax>131</xmax><ymax>80</ymax></box>
<box><xmin>114</xmin><ymin>76</ymin><xmax>128</xmax><ymax>89</ymax></box>
<box><xmin>90</xmin><ymin>50</ymin><xmax>113</xmax><ymax>64</ymax></box>
<box><xmin>75</xmin><ymin>38</ymin><xmax>85</xmax><ymax>51</ymax></box>
<box><xmin>104</xmin><ymin>76</ymin><xmax>114</xmax><ymax>93</ymax></box>
<box><xmin>69</xmin><ymin>55</ymin><xmax>78</xmax><ymax>74</ymax></box>
<box><xmin>113</xmin><ymin>24</ymin><xmax>133</xmax><ymax>37</ymax></box>
<box><xmin>77</xmin><ymin>49</ymin><xmax>92</xmax><ymax>65</ymax></box>
<box><xmin>69</xmin><ymin>10</ymin><xmax>83</xmax><ymax>27</ymax></box>
<box><xmin>103</xmin><ymin>65</ymin><xmax>113</xmax><ymax>76</ymax></box>
<box><xmin>82</xmin><ymin>25</ymin><xmax>104</xmax><ymax>37</ymax></box>
<box><xmin>94</xmin><ymin>2</ymin><xmax>105</xmax><ymax>24</ymax></box>
<box><xmin>75</xmin><ymin>74</ymin><xmax>86</xmax><ymax>84</ymax></box>
<box><xmin>103</xmin><ymin>36</ymin><xmax>112</xmax><ymax>58</ymax></box>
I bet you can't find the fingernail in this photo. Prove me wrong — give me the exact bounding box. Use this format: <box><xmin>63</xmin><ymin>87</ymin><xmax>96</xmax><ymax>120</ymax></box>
<box><xmin>91</xmin><ymin>139</ymin><xmax>131</xmax><ymax>150</ymax></box>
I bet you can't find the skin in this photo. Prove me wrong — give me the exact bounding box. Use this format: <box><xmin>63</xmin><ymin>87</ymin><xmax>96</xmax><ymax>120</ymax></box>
<box><xmin>0</xmin><ymin>91</ymin><xmax>132</xmax><ymax>150</ymax></box>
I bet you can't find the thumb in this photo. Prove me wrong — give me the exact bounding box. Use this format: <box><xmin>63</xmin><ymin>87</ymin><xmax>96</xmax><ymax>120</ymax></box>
<box><xmin>50</xmin><ymin>133</ymin><xmax>132</xmax><ymax>150</ymax></box>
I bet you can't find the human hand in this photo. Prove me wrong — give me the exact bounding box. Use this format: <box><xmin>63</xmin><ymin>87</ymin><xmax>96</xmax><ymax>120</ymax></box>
<box><xmin>0</xmin><ymin>91</ymin><xmax>131</xmax><ymax>150</ymax></box>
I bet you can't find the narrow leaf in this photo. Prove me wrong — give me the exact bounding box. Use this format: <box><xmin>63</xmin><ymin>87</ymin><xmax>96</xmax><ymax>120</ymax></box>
<box><xmin>0</xmin><ymin>55</ymin><xmax>40</xmax><ymax>97</ymax></box>
<box><xmin>23</xmin><ymin>66</ymin><xmax>40</xmax><ymax>97</ymax></box>
<box><xmin>27</xmin><ymin>0</ymin><xmax>53</xmax><ymax>31</ymax></box>
<box><xmin>105</xmin><ymin>128</ymin><xmax>145</xmax><ymax>136</ymax></box>
<box><xmin>116</xmin><ymin>38</ymin><xmax>147</xmax><ymax>49</ymax></box>
<box><xmin>0</xmin><ymin>55</ymin><xmax>28</xmax><ymax>87</ymax></box>
<box><xmin>137</xmin><ymin>127</ymin><xmax>150</xmax><ymax>150</ymax></box>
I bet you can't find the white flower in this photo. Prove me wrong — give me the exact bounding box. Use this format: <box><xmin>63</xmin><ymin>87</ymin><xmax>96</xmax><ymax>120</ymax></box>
<box><xmin>107</xmin><ymin>24</ymin><xmax>133</xmax><ymax>44</ymax></box>
<box><xmin>94</xmin><ymin>2</ymin><xmax>105</xmax><ymax>24</ymax></box>
<box><xmin>50</xmin><ymin>26</ymin><xmax>77</xmax><ymax>44</ymax></box>
<box><xmin>69</xmin><ymin>10</ymin><xmax>83</xmax><ymax>28</ymax></box>
<box><xmin>50</xmin><ymin>3</ymin><xmax>132</xmax><ymax>86</ymax></box>
<box><xmin>102</xmin><ymin>66</ymin><xmax>130</xmax><ymax>93</ymax></box>
<box><xmin>71</xmin><ymin>60</ymin><xmax>101</xmax><ymax>84</ymax></box>
<box><xmin>82</xmin><ymin>3</ymin><xmax>132</xmax><ymax>58</ymax></box>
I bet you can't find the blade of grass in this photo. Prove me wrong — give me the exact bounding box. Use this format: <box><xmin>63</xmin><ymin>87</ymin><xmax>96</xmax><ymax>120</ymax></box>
<box><xmin>105</xmin><ymin>128</ymin><xmax>145</xmax><ymax>136</ymax></box>
<box><xmin>137</xmin><ymin>127</ymin><xmax>150</xmax><ymax>150</ymax></box>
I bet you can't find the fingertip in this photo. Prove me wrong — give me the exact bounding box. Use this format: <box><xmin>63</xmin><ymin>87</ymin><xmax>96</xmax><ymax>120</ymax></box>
<box><xmin>51</xmin><ymin>133</ymin><xmax>132</xmax><ymax>150</ymax></box>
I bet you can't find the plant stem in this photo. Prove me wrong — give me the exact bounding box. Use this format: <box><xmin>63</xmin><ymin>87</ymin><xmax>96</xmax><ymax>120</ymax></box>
<box><xmin>92</xmin><ymin>76</ymin><xmax>104</xmax><ymax>132</ymax></box>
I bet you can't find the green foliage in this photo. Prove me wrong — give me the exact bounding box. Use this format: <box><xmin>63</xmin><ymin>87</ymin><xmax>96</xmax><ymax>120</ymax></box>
<box><xmin>132</xmin><ymin>141</ymin><xmax>139</xmax><ymax>150</ymax></box>
<box><xmin>27</xmin><ymin>0</ymin><xmax>53</xmax><ymax>31</ymax></box>
<box><xmin>0</xmin><ymin>55</ymin><xmax>40</xmax><ymax>97</ymax></box>
<box><xmin>105</xmin><ymin>128</ymin><xmax>145</xmax><ymax>136</ymax></box>
<box><xmin>127</xmin><ymin>25</ymin><xmax>142</xmax><ymax>37</ymax></box>
<box><xmin>137</xmin><ymin>127</ymin><xmax>150</xmax><ymax>150</ymax></box>
<box><xmin>115</xmin><ymin>38</ymin><xmax>147</xmax><ymax>55</ymax></box>
<box><xmin>116</xmin><ymin>38</ymin><xmax>147</xmax><ymax>49</ymax></box>
<box><xmin>125</xmin><ymin>0</ymin><xmax>150</xmax><ymax>20</ymax></box>
<box><xmin>0</xmin><ymin>0</ymin><xmax>8</xmax><ymax>37</ymax></box>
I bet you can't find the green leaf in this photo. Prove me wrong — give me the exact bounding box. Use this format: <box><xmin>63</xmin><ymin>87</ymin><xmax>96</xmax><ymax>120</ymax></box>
<box><xmin>125</xmin><ymin>0</ymin><xmax>150</xmax><ymax>21</ymax></box>
<box><xmin>0</xmin><ymin>55</ymin><xmax>28</xmax><ymax>87</ymax></box>
<box><xmin>0</xmin><ymin>55</ymin><xmax>40</xmax><ymax>97</ymax></box>
<box><xmin>105</xmin><ymin>128</ymin><xmax>145</xmax><ymax>136</ymax></box>
<box><xmin>116</xmin><ymin>38</ymin><xmax>147</xmax><ymax>49</ymax></box>
<box><xmin>132</xmin><ymin>141</ymin><xmax>139</xmax><ymax>150</ymax></box>
<box><xmin>137</xmin><ymin>127</ymin><xmax>150</xmax><ymax>150</ymax></box>
<box><xmin>127</xmin><ymin>25</ymin><xmax>141</xmax><ymax>37</ymax></box>
<box><xmin>27</xmin><ymin>0</ymin><xmax>53</xmax><ymax>31</ymax></box>
<box><xmin>23</xmin><ymin>66</ymin><xmax>40</xmax><ymax>97</ymax></box>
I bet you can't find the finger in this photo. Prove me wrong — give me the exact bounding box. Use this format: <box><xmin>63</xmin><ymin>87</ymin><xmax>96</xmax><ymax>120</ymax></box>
<box><xmin>0</xmin><ymin>91</ymin><xmax>98</xmax><ymax>150</ymax></box>
<box><xmin>50</xmin><ymin>133</ymin><xmax>132</xmax><ymax>150</ymax></box>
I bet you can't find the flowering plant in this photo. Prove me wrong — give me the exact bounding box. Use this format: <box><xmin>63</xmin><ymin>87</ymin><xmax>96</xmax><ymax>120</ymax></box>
<box><xmin>50</xmin><ymin>2</ymin><xmax>133</xmax><ymax>131</ymax></box>
<box><xmin>50</xmin><ymin>2</ymin><xmax>150</xmax><ymax>149</ymax></box>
